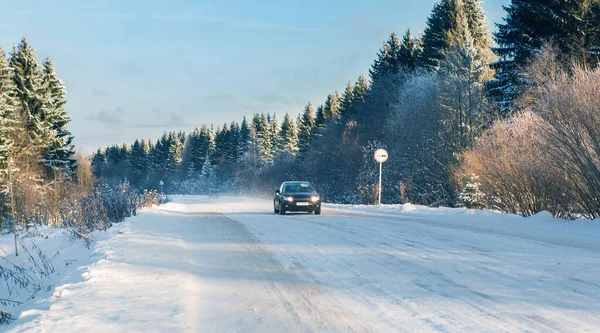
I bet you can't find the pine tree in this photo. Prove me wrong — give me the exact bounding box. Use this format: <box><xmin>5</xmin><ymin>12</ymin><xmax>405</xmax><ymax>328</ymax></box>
<box><xmin>40</xmin><ymin>58</ymin><xmax>76</xmax><ymax>178</ymax></box>
<box><xmin>439</xmin><ymin>0</ymin><xmax>493</xmax><ymax>149</ymax></box>
<box><xmin>369</xmin><ymin>33</ymin><xmax>401</xmax><ymax>84</ymax></box>
<box><xmin>350</xmin><ymin>74</ymin><xmax>369</xmax><ymax>118</ymax></box>
<box><xmin>10</xmin><ymin>38</ymin><xmax>53</xmax><ymax>149</ymax></box>
<box><xmin>362</xmin><ymin>31</ymin><xmax>419</xmax><ymax>142</ymax></box>
<box><xmin>420</xmin><ymin>0</ymin><xmax>455</xmax><ymax>71</ymax></box>
<box><xmin>339</xmin><ymin>81</ymin><xmax>355</xmax><ymax>118</ymax></box>
<box><xmin>398</xmin><ymin>29</ymin><xmax>422</xmax><ymax>69</ymax></box>
<box><xmin>238</xmin><ymin>117</ymin><xmax>251</xmax><ymax>163</ymax></box>
<box><xmin>297</xmin><ymin>102</ymin><xmax>315</xmax><ymax>156</ymax></box>
<box><xmin>268</xmin><ymin>114</ymin><xmax>280</xmax><ymax>157</ymax></box>
<box><xmin>314</xmin><ymin>105</ymin><xmax>326</xmax><ymax>133</ymax></box>
<box><xmin>490</xmin><ymin>0</ymin><xmax>600</xmax><ymax>115</ymax></box>
<box><xmin>421</xmin><ymin>0</ymin><xmax>493</xmax><ymax>72</ymax></box>
<box><xmin>322</xmin><ymin>91</ymin><xmax>341</xmax><ymax>122</ymax></box>
<box><xmin>148</xmin><ymin>132</ymin><xmax>170</xmax><ymax>188</ymax></box>
<box><xmin>226</xmin><ymin>121</ymin><xmax>240</xmax><ymax>162</ymax></box>
<box><xmin>127</xmin><ymin>139</ymin><xmax>148</xmax><ymax>188</ymax></box>
<box><xmin>199</xmin><ymin>151</ymin><xmax>217</xmax><ymax>192</ymax></box>
<box><xmin>104</xmin><ymin>144</ymin><xmax>129</xmax><ymax>181</ymax></box>
<box><xmin>254</xmin><ymin>113</ymin><xmax>274</xmax><ymax>165</ymax></box>
<box><xmin>0</xmin><ymin>46</ymin><xmax>19</xmax><ymax>171</ymax></box>
<box><xmin>91</xmin><ymin>148</ymin><xmax>106</xmax><ymax>179</ymax></box>
<box><xmin>184</xmin><ymin>125</ymin><xmax>213</xmax><ymax>177</ymax></box>
<box><xmin>167</xmin><ymin>131</ymin><xmax>184</xmax><ymax>179</ymax></box>
<box><xmin>212</xmin><ymin>124</ymin><xmax>228</xmax><ymax>164</ymax></box>
<box><xmin>278</xmin><ymin>112</ymin><xmax>298</xmax><ymax>157</ymax></box>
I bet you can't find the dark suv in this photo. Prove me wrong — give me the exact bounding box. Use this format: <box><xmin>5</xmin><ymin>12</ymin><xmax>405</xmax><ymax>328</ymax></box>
<box><xmin>274</xmin><ymin>181</ymin><xmax>321</xmax><ymax>215</ymax></box>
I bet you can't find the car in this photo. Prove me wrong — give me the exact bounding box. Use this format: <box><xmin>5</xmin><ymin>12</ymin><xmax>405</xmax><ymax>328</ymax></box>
<box><xmin>274</xmin><ymin>181</ymin><xmax>321</xmax><ymax>215</ymax></box>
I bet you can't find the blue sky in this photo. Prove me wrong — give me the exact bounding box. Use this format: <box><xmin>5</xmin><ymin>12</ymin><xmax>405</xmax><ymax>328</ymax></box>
<box><xmin>0</xmin><ymin>0</ymin><xmax>510</xmax><ymax>153</ymax></box>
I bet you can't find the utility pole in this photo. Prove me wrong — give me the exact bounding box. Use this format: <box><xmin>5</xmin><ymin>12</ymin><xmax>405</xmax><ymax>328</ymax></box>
<box><xmin>8</xmin><ymin>158</ymin><xmax>17</xmax><ymax>256</ymax></box>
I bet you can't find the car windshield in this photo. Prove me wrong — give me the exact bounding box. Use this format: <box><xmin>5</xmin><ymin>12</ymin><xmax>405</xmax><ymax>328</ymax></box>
<box><xmin>283</xmin><ymin>183</ymin><xmax>313</xmax><ymax>193</ymax></box>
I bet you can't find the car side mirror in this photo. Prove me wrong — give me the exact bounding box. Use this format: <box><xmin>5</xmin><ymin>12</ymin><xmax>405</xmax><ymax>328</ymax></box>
<box><xmin>275</xmin><ymin>189</ymin><xmax>280</xmax><ymax>194</ymax></box>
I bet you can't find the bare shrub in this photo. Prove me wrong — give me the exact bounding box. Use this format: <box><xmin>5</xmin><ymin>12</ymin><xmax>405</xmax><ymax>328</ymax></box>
<box><xmin>456</xmin><ymin>112</ymin><xmax>567</xmax><ymax>216</ymax></box>
<box><xmin>532</xmin><ymin>66</ymin><xmax>600</xmax><ymax>218</ymax></box>
<box><xmin>357</xmin><ymin>184</ymin><xmax>379</xmax><ymax>205</ymax></box>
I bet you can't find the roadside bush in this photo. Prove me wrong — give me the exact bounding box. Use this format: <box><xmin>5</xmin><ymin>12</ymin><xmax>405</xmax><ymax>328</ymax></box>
<box><xmin>532</xmin><ymin>66</ymin><xmax>600</xmax><ymax>219</ymax></box>
<box><xmin>455</xmin><ymin>112</ymin><xmax>567</xmax><ymax>216</ymax></box>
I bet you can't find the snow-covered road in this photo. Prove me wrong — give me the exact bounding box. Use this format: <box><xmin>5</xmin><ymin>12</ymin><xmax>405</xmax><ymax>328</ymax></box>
<box><xmin>6</xmin><ymin>196</ymin><xmax>600</xmax><ymax>332</ymax></box>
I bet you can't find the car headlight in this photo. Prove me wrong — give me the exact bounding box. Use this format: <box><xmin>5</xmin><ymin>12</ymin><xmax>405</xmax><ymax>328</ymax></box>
<box><xmin>311</xmin><ymin>196</ymin><xmax>320</xmax><ymax>202</ymax></box>
<box><xmin>284</xmin><ymin>196</ymin><xmax>294</xmax><ymax>202</ymax></box>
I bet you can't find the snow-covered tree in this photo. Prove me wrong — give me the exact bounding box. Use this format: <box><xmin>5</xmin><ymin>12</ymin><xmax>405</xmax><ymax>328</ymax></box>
<box><xmin>421</xmin><ymin>0</ymin><xmax>493</xmax><ymax>72</ymax></box>
<box><xmin>0</xmin><ymin>46</ymin><xmax>19</xmax><ymax>171</ymax></box>
<box><xmin>339</xmin><ymin>81</ymin><xmax>355</xmax><ymax>119</ymax></box>
<box><xmin>297</xmin><ymin>102</ymin><xmax>315</xmax><ymax>157</ymax></box>
<box><xmin>40</xmin><ymin>58</ymin><xmax>76</xmax><ymax>178</ymax></box>
<box><xmin>349</xmin><ymin>74</ymin><xmax>369</xmax><ymax>118</ymax></box>
<box><xmin>253</xmin><ymin>113</ymin><xmax>275</xmax><ymax>165</ymax></box>
<box><xmin>489</xmin><ymin>0</ymin><xmax>600</xmax><ymax>115</ymax></box>
<box><xmin>322</xmin><ymin>91</ymin><xmax>341</xmax><ymax>122</ymax></box>
<box><xmin>439</xmin><ymin>0</ymin><xmax>493</xmax><ymax>150</ymax></box>
<box><xmin>127</xmin><ymin>139</ymin><xmax>148</xmax><ymax>188</ymax></box>
<box><xmin>398</xmin><ymin>29</ymin><xmax>422</xmax><ymax>70</ymax></box>
<box><xmin>278</xmin><ymin>112</ymin><xmax>298</xmax><ymax>157</ymax></box>
<box><xmin>10</xmin><ymin>38</ymin><xmax>53</xmax><ymax>150</ymax></box>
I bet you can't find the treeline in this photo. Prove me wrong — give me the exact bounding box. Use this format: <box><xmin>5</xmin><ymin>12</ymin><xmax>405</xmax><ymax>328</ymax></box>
<box><xmin>0</xmin><ymin>39</ymin><xmax>158</xmax><ymax>234</ymax></box>
<box><xmin>93</xmin><ymin>0</ymin><xmax>600</xmax><ymax>218</ymax></box>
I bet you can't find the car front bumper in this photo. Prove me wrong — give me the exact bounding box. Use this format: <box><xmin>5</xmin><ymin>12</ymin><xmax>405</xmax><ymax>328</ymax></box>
<box><xmin>282</xmin><ymin>201</ymin><xmax>321</xmax><ymax>212</ymax></box>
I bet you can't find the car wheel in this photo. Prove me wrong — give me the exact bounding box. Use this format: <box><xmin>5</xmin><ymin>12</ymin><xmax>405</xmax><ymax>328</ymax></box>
<box><xmin>279</xmin><ymin>204</ymin><xmax>286</xmax><ymax>215</ymax></box>
<box><xmin>274</xmin><ymin>200</ymin><xmax>279</xmax><ymax>214</ymax></box>
<box><xmin>315</xmin><ymin>207</ymin><xmax>321</xmax><ymax>215</ymax></box>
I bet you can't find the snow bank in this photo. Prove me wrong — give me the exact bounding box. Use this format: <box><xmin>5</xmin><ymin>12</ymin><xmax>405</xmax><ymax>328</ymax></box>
<box><xmin>325</xmin><ymin>203</ymin><xmax>600</xmax><ymax>252</ymax></box>
<box><xmin>0</xmin><ymin>226</ymin><xmax>105</xmax><ymax>327</ymax></box>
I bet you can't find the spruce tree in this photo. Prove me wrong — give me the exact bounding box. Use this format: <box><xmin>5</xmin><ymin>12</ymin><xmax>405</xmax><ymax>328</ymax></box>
<box><xmin>254</xmin><ymin>113</ymin><xmax>274</xmax><ymax>165</ymax></box>
<box><xmin>314</xmin><ymin>105</ymin><xmax>326</xmax><ymax>133</ymax></box>
<box><xmin>322</xmin><ymin>91</ymin><xmax>341</xmax><ymax>122</ymax></box>
<box><xmin>268</xmin><ymin>114</ymin><xmax>280</xmax><ymax>158</ymax></box>
<box><xmin>350</xmin><ymin>74</ymin><xmax>369</xmax><ymax>118</ymax></box>
<box><xmin>91</xmin><ymin>148</ymin><xmax>106</xmax><ymax>179</ymax></box>
<box><xmin>187</xmin><ymin>125</ymin><xmax>213</xmax><ymax>176</ymax></box>
<box><xmin>368</xmin><ymin>33</ymin><xmax>399</xmax><ymax>84</ymax></box>
<box><xmin>148</xmin><ymin>133</ymin><xmax>170</xmax><ymax>188</ymax></box>
<box><xmin>104</xmin><ymin>144</ymin><xmax>129</xmax><ymax>182</ymax></box>
<box><xmin>278</xmin><ymin>113</ymin><xmax>298</xmax><ymax>157</ymax></box>
<box><xmin>421</xmin><ymin>0</ymin><xmax>493</xmax><ymax>72</ymax></box>
<box><xmin>213</xmin><ymin>124</ymin><xmax>228</xmax><ymax>164</ymax></box>
<box><xmin>168</xmin><ymin>131</ymin><xmax>183</xmax><ymax>176</ymax></box>
<box><xmin>339</xmin><ymin>81</ymin><xmax>355</xmax><ymax>118</ymax></box>
<box><xmin>10</xmin><ymin>38</ymin><xmax>53</xmax><ymax>148</ymax></box>
<box><xmin>238</xmin><ymin>117</ymin><xmax>251</xmax><ymax>163</ymax></box>
<box><xmin>362</xmin><ymin>31</ymin><xmax>418</xmax><ymax>142</ymax></box>
<box><xmin>127</xmin><ymin>139</ymin><xmax>148</xmax><ymax>188</ymax></box>
<box><xmin>439</xmin><ymin>0</ymin><xmax>491</xmax><ymax>150</ymax></box>
<box><xmin>0</xmin><ymin>46</ymin><xmax>19</xmax><ymax>171</ymax></box>
<box><xmin>297</xmin><ymin>102</ymin><xmax>315</xmax><ymax>157</ymax></box>
<box><xmin>490</xmin><ymin>0</ymin><xmax>600</xmax><ymax>115</ymax></box>
<box><xmin>398</xmin><ymin>29</ymin><xmax>422</xmax><ymax>69</ymax></box>
<box><xmin>40</xmin><ymin>58</ymin><xmax>76</xmax><ymax>177</ymax></box>
<box><xmin>420</xmin><ymin>0</ymin><xmax>455</xmax><ymax>71</ymax></box>
<box><xmin>226</xmin><ymin>121</ymin><xmax>240</xmax><ymax>162</ymax></box>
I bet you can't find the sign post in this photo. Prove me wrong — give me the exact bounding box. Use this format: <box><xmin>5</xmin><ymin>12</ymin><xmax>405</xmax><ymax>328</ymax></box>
<box><xmin>374</xmin><ymin>149</ymin><xmax>389</xmax><ymax>205</ymax></box>
<box><xmin>159</xmin><ymin>180</ymin><xmax>164</xmax><ymax>204</ymax></box>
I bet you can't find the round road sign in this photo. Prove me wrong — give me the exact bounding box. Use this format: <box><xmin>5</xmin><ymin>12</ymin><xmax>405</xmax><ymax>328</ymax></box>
<box><xmin>374</xmin><ymin>149</ymin><xmax>389</xmax><ymax>163</ymax></box>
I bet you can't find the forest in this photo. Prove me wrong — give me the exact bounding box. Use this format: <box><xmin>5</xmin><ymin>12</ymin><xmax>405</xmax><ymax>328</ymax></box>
<box><xmin>4</xmin><ymin>0</ymin><xmax>600</xmax><ymax>225</ymax></box>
